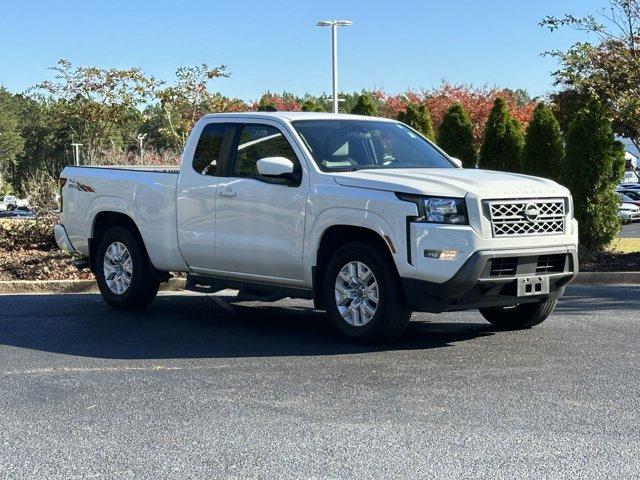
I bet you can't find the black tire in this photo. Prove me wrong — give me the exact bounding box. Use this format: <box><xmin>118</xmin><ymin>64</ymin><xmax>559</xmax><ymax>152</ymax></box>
<box><xmin>322</xmin><ymin>241</ymin><xmax>412</xmax><ymax>343</ymax></box>
<box><xmin>95</xmin><ymin>226</ymin><xmax>160</xmax><ymax>310</ymax></box>
<box><xmin>479</xmin><ymin>298</ymin><xmax>557</xmax><ymax>330</ymax></box>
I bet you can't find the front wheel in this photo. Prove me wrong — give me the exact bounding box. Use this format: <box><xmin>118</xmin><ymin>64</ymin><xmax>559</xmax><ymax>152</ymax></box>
<box><xmin>95</xmin><ymin>226</ymin><xmax>160</xmax><ymax>310</ymax></box>
<box><xmin>322</xmin><ymin>241</ymin><xmax>412</xmax><ymax>343</ymax></box>
<box><xmin>479</xmin><ymin>298</ymin><xmax>557</xmax><ymax>330</ymax></box>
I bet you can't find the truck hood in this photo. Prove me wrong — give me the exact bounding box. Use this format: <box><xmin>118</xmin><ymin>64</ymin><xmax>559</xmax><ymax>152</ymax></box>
<box><xmin>332</xmin><ymin>168</ymin><xmax>569</xmax><ymax>199</ymax></box>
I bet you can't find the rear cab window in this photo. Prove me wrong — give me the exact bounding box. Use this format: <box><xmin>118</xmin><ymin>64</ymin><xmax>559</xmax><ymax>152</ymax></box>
<box><xmin>192</xmin><ymin>123</ymin><xmax>228</xmax><ymax>176</ymax></box>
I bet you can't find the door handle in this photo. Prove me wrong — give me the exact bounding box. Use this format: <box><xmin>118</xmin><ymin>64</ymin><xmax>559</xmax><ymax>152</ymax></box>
<box><xmin>218</xmin><ymin>187</ymin><xmax>236</xmax><ymax>197</ymax></box>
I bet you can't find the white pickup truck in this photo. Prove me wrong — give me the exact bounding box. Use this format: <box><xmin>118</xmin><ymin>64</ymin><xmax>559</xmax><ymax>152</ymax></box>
<box><xmin>56</xmin><ymin>112</ymin><xmax>578</xmax><ymax>342</ymax></box>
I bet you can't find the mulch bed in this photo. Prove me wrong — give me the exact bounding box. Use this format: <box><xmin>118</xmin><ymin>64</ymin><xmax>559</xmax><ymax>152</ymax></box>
<box><xmin>0</xmin><ymin>249</ymin><xmax>93</xmax><ymax>281</ymax></box>
<box><xmin>578</xmin><ymin>249</ymin><xmax>640</xmax><ymax>272</ymax></box>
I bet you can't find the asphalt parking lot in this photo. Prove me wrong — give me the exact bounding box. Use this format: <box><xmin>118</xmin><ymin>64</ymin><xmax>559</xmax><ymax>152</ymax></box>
<box><xmin>619</xmin><ymin>221</ymin><xmax>640</xmax><ymax>238</ymax></box>
<box><xmin>1</xmin><ymin>285</ymin><xmax>639</xmax><ymax>479</ymax></box>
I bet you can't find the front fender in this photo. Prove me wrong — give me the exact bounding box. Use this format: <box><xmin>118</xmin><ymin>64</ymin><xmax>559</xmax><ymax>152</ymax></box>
<box><xmin>303</xmin><ymin>207</ymin><xmax>400</xmax><ymax>287</ymax></box>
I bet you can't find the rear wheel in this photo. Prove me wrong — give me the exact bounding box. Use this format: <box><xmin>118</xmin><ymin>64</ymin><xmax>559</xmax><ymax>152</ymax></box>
<box><xmin>322</xmin><ymin>241</ymin><xmax>411</xmax><ymax>342</ymax></box>
<box><xmin>479</xmin><ymin>298</ymin><xmax>557</xmax><ymax>330</ymax></box>
<box><xmin>95</xmin><ymin>226</ymin><xmax>159</xmax><ymax>310</ymax></box>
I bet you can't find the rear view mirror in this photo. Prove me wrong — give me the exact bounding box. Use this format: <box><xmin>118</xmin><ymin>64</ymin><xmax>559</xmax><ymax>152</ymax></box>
<box><xmin>257</xmin><ymin>157</ymin><xmax>295</xmax><ymax>177</ymax></box>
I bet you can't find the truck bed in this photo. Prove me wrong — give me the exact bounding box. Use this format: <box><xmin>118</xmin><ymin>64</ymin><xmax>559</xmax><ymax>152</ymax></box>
<box><xmin>60</xmin><ymin>165</ymin><xmax>187</xmax><ymax>272</ymax></box>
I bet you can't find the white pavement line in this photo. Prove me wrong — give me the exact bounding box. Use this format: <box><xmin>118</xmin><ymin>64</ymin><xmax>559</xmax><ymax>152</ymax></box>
<box><xmin>1</xmin><ymin>364</ymin><xmax>229</xmax><ymax>376</ymax></box>
<box><xmin>207</xmin><ymin>295</ymin><xmax>238</xmax><ymax>315</ymax></box>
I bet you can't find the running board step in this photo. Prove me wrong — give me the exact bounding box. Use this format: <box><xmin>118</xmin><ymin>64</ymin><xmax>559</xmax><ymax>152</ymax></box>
<box><xmin>185</xmin><ymin>274</ymin><xmax>313</xmax><ymax>302</ymax></box>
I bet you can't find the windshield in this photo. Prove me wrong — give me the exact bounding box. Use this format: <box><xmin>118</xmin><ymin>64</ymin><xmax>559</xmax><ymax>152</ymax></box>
<box><xmin>622</xmin><ymin>190</ymin><xmax>640</xmax><ymax>201</ymax></box>
<box><xmin>292</xmin><ymin>119</ymin><xmax>454</xmax><ymax>171</ymax></box>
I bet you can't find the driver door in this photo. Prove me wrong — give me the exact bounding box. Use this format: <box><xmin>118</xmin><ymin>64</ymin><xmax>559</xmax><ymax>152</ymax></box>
<box><xmin>214</xmin><ymin>122</ymin><xmax>308</xmax><ymax>282</ymax></box>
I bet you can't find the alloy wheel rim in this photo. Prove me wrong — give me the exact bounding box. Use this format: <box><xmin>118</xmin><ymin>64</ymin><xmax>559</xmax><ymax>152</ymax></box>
<box><xmin>103</xmin><ymin>241</ymin><xmax>133</xmax><ymax>295</ymax></box>
<box><xmin>334</xmin><ymin>261</ymin><xmax>379</xmax><ymax>326</ymax></box>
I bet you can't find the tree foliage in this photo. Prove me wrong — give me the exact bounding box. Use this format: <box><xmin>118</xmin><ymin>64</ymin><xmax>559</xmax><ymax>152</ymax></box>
<box><xmin>561</xmin><ymin>98</ymin><xmax>625</xmax><ymax>249</ymax></box>
<box><xmin>37</xmin><ymin>59</ymin><xmax>160</xmax><ymax>162</ymax></box>
<box><xmin>397</xmin><ymin>104</ymin><xmax>435</xmax><ymax>140</ymax></box>
<box><xmin>300</xmin><ymin>98</ymin><xmax>327</xmax><ymax>112</ymax></box>
<box><xmin>156</xmin><ymin>63</ymin><xmax>231</xmax><ymax>148</ymax></box>
<box><xmin>436</xmin><ymin>103</ymin><xmax>476</xmax><ymax>167</ymax></box>
<box><xmin>0</xmin><ymin>88</ymin><xmax>25</xmax><ymax>191</ymax></box>
<box><xmin>375</xmin><ymin>84</ymin><xmax>537</xmax><ymax>149</ymax></box>
<box><xmin>254</xmin><ymin>92</ymin><xmax>301</xmax><ymax>112</ymax></box>
<box><xmin>548</xmin><ymin>88</ymin><xmax>591</xmax><ymax>134</ymax></box>
<box><xmin>350</xmin><ymin>92</ymin><xmax>378</xmax><ymax>116</ymax></box>
<box><xmin>523</xmin><ymin>102</ymin><xmax>564</xmax><ymax>181</ymax></box>
<box><xmin>541</xmin><ymin>0</ymin><xmax>640</xmax><ymax>152</ymax></box>
<box><xmin>479</xmin><ymin>98</ymin><xmax>524</xmax><ymax>172</ymax></box>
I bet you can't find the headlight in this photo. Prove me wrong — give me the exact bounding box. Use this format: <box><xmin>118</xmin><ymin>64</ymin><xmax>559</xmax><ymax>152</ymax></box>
<box><xmin>397</xmin><ymin>194</ymin><xmax>468</xmax><ymax>225</ymax></box>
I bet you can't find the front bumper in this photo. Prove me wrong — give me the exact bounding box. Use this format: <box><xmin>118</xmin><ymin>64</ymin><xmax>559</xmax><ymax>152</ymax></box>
<box><xmin>620</xmin><ymin>211</ymin><xmax>640</xmax><ymax>222</ymax></box>
<box><xmin>54</xmin><ymin>224</ymin><xmax>76</xmax><ymax>253</ymax></box>
<box><xmin>401</xmin><ymin>246</ymin><xmax>578</xmax><ymax>313</ymax></box>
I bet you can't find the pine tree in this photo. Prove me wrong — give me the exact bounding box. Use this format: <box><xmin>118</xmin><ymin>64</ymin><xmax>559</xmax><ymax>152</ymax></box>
<box><xmin>479</xmin><ymin>98</ymin><xmax>524</xmax><ymax>172</ymax></box>
<box><xmin>561</xmin><ymin>98</ymin><xmax>625</xmax><ymax>250</ymax></box>
<box><xmin>436</xmin><ymin>103</ymin><xmax>476</xmax><ymax>168</ymax></box>
<box><xmin>350</xmin><ymin>92</ymin><xmax>378</xmax><ymax>116</ymax></box>
<box><xmin>523</xmin><ymin>102</ymin><xmax>564</xmax><ymax>181</ymax></box>
<box><xmin>397</xmin><ymin>104</ymin><xmax>435</xmax><ymax>140</ymax></box>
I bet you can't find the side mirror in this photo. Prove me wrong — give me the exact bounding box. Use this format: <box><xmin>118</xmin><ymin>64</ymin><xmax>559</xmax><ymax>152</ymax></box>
<box><xmin>257</xmin><ymin>157</ymin><xmax>295</xmax><ymax>178</ymax></box>
<box><xmin>450</xmin><ymin>157</ymin><xmax>463</xmax><ymax>168</ymax></box>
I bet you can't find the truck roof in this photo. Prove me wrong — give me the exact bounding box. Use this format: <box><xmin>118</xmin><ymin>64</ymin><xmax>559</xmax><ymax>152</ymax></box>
<box><xmin>199</xmin><ymin>111</ymin><xmax>397</xmax><ymax>123</ymax></box>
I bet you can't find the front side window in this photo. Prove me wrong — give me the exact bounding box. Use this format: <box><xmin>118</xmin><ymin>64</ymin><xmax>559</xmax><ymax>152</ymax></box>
<box><xmin>292</xmin><ymin>119</ymin><xmax>454</xmax><ymax>171</ymax></box>
<box><xmin>233</xmin><ymin>124</ymin><xmax>299</xmax><ymax>177</ymax></box>
<box><xmin>192</xmin><ymin>123</ymin><xmax>227</xmax><ymax>176</ymax></box>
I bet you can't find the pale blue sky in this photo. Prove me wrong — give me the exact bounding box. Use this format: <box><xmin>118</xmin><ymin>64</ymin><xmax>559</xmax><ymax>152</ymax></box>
<box><xmin>0</xmin><ymin>0</ymin><xmax>604</xmax><ymax>100</ymax></box>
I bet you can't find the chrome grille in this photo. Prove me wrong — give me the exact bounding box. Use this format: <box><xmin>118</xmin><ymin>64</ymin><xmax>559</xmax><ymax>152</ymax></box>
<box><xmin>487</xmin><ymin>199</ymin><xmax>565</xmax><ymax>237</ymax></box>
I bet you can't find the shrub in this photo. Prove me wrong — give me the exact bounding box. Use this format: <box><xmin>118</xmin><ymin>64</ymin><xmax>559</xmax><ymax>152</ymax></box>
<box><xmin>0</xmin><ymin>213</ymin><xmax>58</xmax><ymax>251</ymax></box>
<box><xmin>301</xmin><ymin>99</ymin><xmax>326</xmax><ymax>112</ymax></box>
<box><xmin>397</xmin><ymin>104</ymin><xmax>435</xmax><ymax>140</ymax></box>
<box><xmin>0</xmin><ymin>171</ymin><xmax>59</xmax><ymax>252</ymax></box>
<box><xmin>436</xmin><ymin>103</ymin><xmax>476</xmax><ymax>167</ymax></box>
<box><xmin>479</xmin><ymin>98</ymin><xmax>524</xmax><ymax>172</ymax></box>
<box><xmin>350</xmin><ymin>92</ymin><xmax>378</xmax><ymax>116</ymax></box>
<box><xmin>523</xmin><ymin>102</ymin><xmax>564</xmax><ymax>181</ymax></box>
<box><xmin>561</xmin><ymin>98</ymin><xmax>625</xmax><ymax>250</ymax></box>
<box><xmin>257</xmin><ymin>100</ymin><xmax>277</xmax><ymax>112</ymax></box>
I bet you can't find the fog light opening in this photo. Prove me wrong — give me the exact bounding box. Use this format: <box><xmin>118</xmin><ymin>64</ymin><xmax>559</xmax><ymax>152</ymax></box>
<box><xmin>424</xmin><ymin>249</ymin><xmax>458</xmax><ymax>260</ymax></box>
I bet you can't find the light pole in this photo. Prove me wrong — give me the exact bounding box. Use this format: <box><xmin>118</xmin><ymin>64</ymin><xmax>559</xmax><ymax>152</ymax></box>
<box><xmin>316</xmin><ymin>19</ymin><xmax>352</xmax><ymax>114</ymax></box>
<box><xmin>71</xmin><ymin>143</ymin><xmax>83</xmax><ymax>166</ymax></box>
<box><xmin>137</xmin><ymin>133</ymin><xmax>148</xmax><ymax>164</ymax></box>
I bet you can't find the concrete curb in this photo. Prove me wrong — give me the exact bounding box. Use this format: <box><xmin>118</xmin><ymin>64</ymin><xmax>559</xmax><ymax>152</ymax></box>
<box><xmin>0</xmin><ymin>278</ymin><xmax>186</xmax><ymax>294</ymax></box>
<box><xmin>0</xmin><ymin>273</ymin><xmax>638</xmax><ymax>295</ymax></box>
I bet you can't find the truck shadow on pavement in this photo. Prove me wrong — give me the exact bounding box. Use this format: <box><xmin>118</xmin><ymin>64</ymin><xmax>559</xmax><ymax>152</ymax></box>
<box><xmin>0</xmin><ymin>293</ymin><xmax>495</xmax><ymax>359</ymax></box>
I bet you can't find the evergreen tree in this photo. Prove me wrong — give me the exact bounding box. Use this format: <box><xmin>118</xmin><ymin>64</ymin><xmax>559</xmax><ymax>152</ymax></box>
<box><xmin>300</xmin><ymin>99</ymin><xmax>326</xmax><ymax>112</ymax></box>
<box><xmin>350</xmin><ymin>92</ymin><xmax>377</xmax><ymax>116</ymax></box>
<box><xmin>397</xmin><ymin>103</ymin><xmax>435</xmax><ymax>140</ymax></box>
<box><xmin>561</xmin><ymin>98</ymin><xmax>625</xmax><ymax>250</ymax></box>
<box><xmin>436</xmin><ymin>103</ymin><xmax>476</xmax><ymax>167</ymax></box>
<box><xmin>523</xmin><ymin>102</ymin><xmax>564</xmax><ymax>181</ymax></box>
<box><xmin>257</xmin><ymin>100</ymin><xmax>277</xmax><ymax>111</ymax></box>
<box><xmin>479</xmin><ymin>98</ymin><xmax>524</xmax><ymax>172</ymax></box>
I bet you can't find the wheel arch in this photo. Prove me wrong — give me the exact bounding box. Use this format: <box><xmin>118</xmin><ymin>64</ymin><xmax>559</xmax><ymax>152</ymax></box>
<box><xmin>89</xmin><ymin>211</ymin><xmax>168</xmax><ymax>281</ymax></box>
<box><xmin>312</xmin><ymin>224</ymin><xmax>398</xmax><ymax>309</ymax></box>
